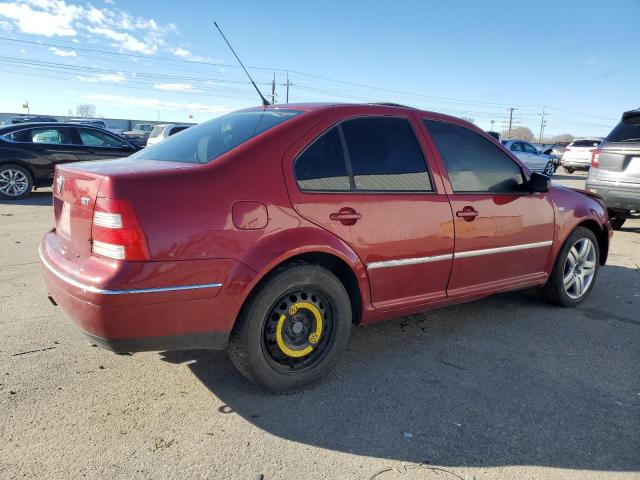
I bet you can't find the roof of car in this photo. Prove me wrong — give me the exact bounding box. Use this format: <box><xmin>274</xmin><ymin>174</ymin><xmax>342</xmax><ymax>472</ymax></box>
<box><xmin>0</xmin><ymin>122</ymin><xmax>115</xmax><ymax>133</ymax></box>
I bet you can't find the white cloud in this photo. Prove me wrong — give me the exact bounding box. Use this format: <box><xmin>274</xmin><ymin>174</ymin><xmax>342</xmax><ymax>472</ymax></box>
<box><xmin>84</xmin><ymin>93</ymin><xmax>229</xmax><ymax>114</ymax></box>
<box><xmin>154</xmin><ymin>82</ymin><xmax>197</xmax><ymax>93</ymax></box>
<box><xmin>77</xmin><ymin>72</ymin><xmax>126</xmax><ymax>83</ymax></box>
<box><xmin>0</xmin><ymin>0</ymin><xmax>178</xmax><ymax>52</ymax></box>
<box><xmin>0</xmin><ymin>0</ymin><xmax>82</xmax><ymax>37</ymax></box>
<box><xmin>87</xmin><ymin>26</ymin><xmax>156</xmax><ymax>54</ymax></box>
<box><xmin>172</xmin><ymin>47</ymin><xmax>192</xmax><ymax>58</ymax></box>
<box><xmin>49</xmin><ymin>46</ymin><xmax>77</xmax><ymax>57</ymax></box>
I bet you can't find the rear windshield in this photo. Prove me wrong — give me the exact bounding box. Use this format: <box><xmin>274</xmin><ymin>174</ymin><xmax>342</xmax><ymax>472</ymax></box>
<box><xmin>132</xmin><ymin>109</ymin><xmax>302</xmax><ymax>164</ymax></box>
<box><xmin>606</xmin><ymin>115</ymin><xmax>640</xmax><ymax>142</ymax></box>
<box><xmin>149</xmin><ymin>125</ymin><xmax>164</xmax><ymax>138</ymax></box>
<box><xmin>570</xmin><ymin>140</ymin><xmax>601</xmax><ymax>147</ymax></box>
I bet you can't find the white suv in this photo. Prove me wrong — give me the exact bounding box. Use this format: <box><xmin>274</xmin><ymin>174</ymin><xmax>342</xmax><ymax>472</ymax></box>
<box><xmin>561</xmin><ymin>138</ymin><xmax>602</xmax><ymax>173</ymax></box>
<box><xmin>146</xmin><ymin>124</ymin><xmax>192</xmax><ymax>146</ymax></box>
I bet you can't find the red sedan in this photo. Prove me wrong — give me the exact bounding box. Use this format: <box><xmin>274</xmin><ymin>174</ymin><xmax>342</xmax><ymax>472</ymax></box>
<box><xmin>40</xmin><ymin>103</ymin><xmax>612</xmax><ymax>392</ymax></box>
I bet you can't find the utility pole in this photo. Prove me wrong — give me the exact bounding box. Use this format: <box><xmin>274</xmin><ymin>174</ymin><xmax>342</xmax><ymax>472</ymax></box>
<box><xmin>490</xmin><ymin>120</ymin><xmax>495</xmax><ymax>131</ymax></box>
<box><xmin>507</xmin><ymin>108</ymin><xmax>517</xmax><ymax>139</ymax></box>
<box><xmin>538</xmin><ymin>106</ymin><xmax>548</xmax><ymax>143</ymax></box>
<box><xmin>271</xmin><ymin>73</ymin><xmax>276</xmax><ymax>104</ymax></box>
<box><xmin>285</xmin><ymin>71</ymin><xmax>291</xmax><ymax>103</ymax></box>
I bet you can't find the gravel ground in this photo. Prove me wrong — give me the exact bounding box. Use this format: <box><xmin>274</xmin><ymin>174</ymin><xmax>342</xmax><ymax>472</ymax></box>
<box><xmin>1</xmin><ymin>172</ymin><xmax>639</xmax><ymax>480</ymax></box>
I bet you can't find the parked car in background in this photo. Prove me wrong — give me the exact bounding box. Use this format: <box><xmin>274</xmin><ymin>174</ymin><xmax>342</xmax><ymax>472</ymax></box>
<box><xmin>5</xmin><ymin>115</ymin><xmax>58</xmax><ymax>124</ymax></box>
<box><xmin>39</xmin><ymin>104</ymin><xmax>611</xmax><ymax>392</ymax></box>
<box><xmin>146</xmin><ymin>123</ymin><xmax>192</xmax><ymax>146</ymax></box>
<box><xmin>121</xmin><ymin>123</ymin><xmax>155</xmax><ymax>147</ymax></box>
<box><xmin>66</xmin><ymin>118</ymin><xmax>124</xmax><ymax>137</ymax></box>
<box><xmin>0</xmin><ymin>123</ymin><xmax>140</xmax><ymax>199</ymax></box>
<box><xmin>561</xmin><ymin>138</ymin><xmax>603</xmax><ymax>173</ymax></box>
<box><xmin>586</xmin><ymin>109</ymin><xmax>640</xmax><ymax>229</ymax></box>
<box><xmin>501</xmin><ymin>139</ymin><xmax>556</xmax><ymax>175</ymax></box>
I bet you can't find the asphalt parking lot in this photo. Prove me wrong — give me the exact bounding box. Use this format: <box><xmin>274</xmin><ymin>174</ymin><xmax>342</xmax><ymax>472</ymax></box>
<box><xmin>1</xmin><ymin>172</ymin><xmax>639</xmax><ymax>480</ymax></box>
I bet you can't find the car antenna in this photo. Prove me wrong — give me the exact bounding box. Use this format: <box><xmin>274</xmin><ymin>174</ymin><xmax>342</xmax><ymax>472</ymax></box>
<box><xmin>213</xmin><ymin>21</ymin><xmax>270</xmax><ymax>107</ymax></box>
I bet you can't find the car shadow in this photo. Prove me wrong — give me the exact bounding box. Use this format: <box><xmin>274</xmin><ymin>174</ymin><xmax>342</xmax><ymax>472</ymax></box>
<box><xmin>160</xmin><ymin>264</ymin><xmax>639</xmax><ymax>472</ymax></box>
<box><xmin>0</xmin><ymin>190</ymin><xmax>52</xmax><ymax>207</ymax></box>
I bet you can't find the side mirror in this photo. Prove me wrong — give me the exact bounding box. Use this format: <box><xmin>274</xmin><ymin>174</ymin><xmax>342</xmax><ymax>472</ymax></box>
<box><xmin>530</xmin><ymin>171</ymin><xmax>551</xmax><ymax>193</ymax></box>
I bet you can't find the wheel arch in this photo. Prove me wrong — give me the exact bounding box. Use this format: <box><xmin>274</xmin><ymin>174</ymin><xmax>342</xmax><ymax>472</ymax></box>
<box><xmin>576</xmin><ymin>218</ymin><xmax>609</xmax><ymax>265</ymax></box>
<box><xmin>236</xmin><ymin>246</ymin><xmax>368</xmax><ymax>329</ymax></box>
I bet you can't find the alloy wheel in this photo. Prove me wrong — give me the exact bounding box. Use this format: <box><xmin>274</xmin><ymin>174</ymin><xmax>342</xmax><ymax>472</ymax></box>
<box><xmin>563</xmin><ymin>237</ymin><xmax>597</xmax><ymax>299</ymax></box>
<box><xmin>544</xmin><ymin>162</ymin><xmax>555</xmax><ymax>176</ymax></box>
<box><xmin>0</xmin><ymin>168</ymin><xmax>29</xmax><ymax>197</ymax></box>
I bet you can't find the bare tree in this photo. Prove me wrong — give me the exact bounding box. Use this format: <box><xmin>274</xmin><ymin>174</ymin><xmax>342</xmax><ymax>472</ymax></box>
<box><xmin>461</xmin><ymin>116</ymin><xmax>475</xmax><ymax>125</ymax></box>
<box><xmin>76</xmin><ymin>104</ymin><xmax>96</xmax><ymax>118</ymax></box>
<box><xmin>548</xmin><ymin>133</ymin><xmax>575</xmax><ymax>143</ymax></box>
<box><xmin>501</xmin><ymin>126</ymin><xmax>535</xmax><ymax>141</ymax></box>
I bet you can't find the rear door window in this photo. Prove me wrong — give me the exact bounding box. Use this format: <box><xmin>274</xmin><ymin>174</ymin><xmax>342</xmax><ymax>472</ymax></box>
<box><xmin>341</xmin><ymin>117</ymin><xmax>432</xmax><ymax>191</ymax></box>
<box><xmin>295</xmin><ymin>127</ymin><xmax>350</xmax><ymax>191</ymax></box>
<box><xmin>424</xmin><ymin>120</ymin><xmax>526</xmax><ymax>193</ymax></box>
<box><xmin>294</xmin><ymin>116</ymin><xmax>433</xmax><ymax>192</ymax></box>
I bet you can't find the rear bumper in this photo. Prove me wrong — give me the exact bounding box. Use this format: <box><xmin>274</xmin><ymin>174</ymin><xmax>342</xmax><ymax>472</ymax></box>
<box><xmin>40</xmin><ymin>231</ymin><xmax>256</xmax><ymax>352</ymax></box>
<box><xmin>561</xmin><ymin>160</ymin><xmax>590</xmax><ymax>170</ymax></box>
<box><xmin>585</xmin><ymin>180</ymin><xmax>640</xmax><ymax>212</ymax></box>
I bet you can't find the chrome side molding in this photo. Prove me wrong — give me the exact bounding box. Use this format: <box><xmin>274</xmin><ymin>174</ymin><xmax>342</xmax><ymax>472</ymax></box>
<box><xmin>367</xmin><ymin>240</ymin><xmax>553</xmax><ymax>270</ymax></box>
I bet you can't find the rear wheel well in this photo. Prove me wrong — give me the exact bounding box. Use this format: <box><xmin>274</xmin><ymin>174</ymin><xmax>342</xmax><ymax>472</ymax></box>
<box><xmin>242</xmin><ymin>253</ymin><xmax>363</xmax><ymax>325</ymax></box>
<box><xmin>577</xmin><ymin>219</ymin><xmax>608</xmax><ymax>265</ymax></box>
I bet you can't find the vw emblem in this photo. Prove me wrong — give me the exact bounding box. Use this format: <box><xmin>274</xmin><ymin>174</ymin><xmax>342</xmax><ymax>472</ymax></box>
<box><xmin>56</xmin><ymin>175</ymin><xmax>64</xmax><ymax>194</ymax></box>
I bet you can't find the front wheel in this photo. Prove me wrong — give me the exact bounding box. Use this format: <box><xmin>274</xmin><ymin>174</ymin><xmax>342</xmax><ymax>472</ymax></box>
<box><xmin>542</xmin><ymin>227</ymin><xmax>599</xmax><ymax>307</ymax></box>
<box><xmin>227</xmin><ymin>262</ymin><xmax>352</xmax><ymax>393</ymax></box>
<box><xmin>544</xmin><ymin>162</ymin><xmax>555</xmax><ymax>176</ymax></box>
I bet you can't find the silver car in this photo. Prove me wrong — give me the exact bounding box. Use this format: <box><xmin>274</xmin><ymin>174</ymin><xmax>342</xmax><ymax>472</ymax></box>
<box><xmin>586</xmin><ymin>109</ymin><xmax>640</xmax><ymax>230</ymax></box>
<box><xmin>501</xmin><ymin>139</ymin><xmax>556</xmax><ymax>175</ymax></box>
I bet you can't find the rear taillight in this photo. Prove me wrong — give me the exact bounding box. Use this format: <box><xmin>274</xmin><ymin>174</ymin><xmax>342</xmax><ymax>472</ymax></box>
<box><xmin>91</xmin><ymin>198</ymin><xmax>150</xmax><ymax>261</ymax></box>
<box><xmin>591</xmin><ymin>148</ymin><xmax>601</xmax><ymax>168</ymax></box>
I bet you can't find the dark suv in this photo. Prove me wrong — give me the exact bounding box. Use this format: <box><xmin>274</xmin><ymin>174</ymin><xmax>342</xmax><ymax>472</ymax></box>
<box><xmin>586</xmin><ymin>110</ymin><xmax>640</xmax><ymax>229</ymax></box>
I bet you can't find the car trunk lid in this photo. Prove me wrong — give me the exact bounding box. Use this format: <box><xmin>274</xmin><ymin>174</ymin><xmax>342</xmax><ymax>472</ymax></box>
<box><xmin>52</xmin><ymin>158</ymin><xmax>197</xmax><ymax>260</ymax></box>
<box><xmin>53</xmin><ymin>167</ymin><xmax>105</xmax><ymax>259</ymax></box>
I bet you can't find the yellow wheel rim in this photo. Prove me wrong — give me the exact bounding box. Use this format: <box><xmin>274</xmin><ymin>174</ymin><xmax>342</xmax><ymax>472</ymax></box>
<box><xmin>275</xmin><ymin>302</ymin><xmax>323</xmax><ymax>358</ymax></box>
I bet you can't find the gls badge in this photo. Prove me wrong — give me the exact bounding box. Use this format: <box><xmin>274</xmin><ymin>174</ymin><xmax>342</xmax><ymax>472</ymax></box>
<box><xmin>56</xmin><ymin>174</ymin><xmax>64</xmax><ymax>194</ymax></box>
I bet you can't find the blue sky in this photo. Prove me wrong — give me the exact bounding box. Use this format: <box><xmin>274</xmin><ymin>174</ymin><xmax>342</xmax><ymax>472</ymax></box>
<box><xmin>0</xmin><ymin>0</ymin><xmax>637</xmax><ymax>137</ymax></box>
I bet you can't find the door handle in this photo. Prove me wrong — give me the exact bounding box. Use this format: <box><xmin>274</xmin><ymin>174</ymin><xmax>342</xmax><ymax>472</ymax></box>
<box><xmin>456</xmin><ymin>206</ymin><xmax>478</xmax><ymax>221</ymax></box>
<box><xmin>330</xmin><ymin>207</ymin><xmax>361</xmax><ymax>225</ymax></box>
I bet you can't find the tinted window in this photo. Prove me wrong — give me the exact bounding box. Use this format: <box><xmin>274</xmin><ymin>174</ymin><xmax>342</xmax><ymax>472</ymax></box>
<box><xmin>78</xmin><ymin>128</ymin><xmax>124</xmax><ymax>147</ymax></box>
<box><xmin>295</xmin><ymin>127</ymin><xmax>350</xmax><ymax>191</ymax></box>
<box><xmin>510</xmin><ymin>142</ymin><xmax>523</xmax><ymax>152</ymax></box>
<box><xmin>607</xmin><ymin>116</ymin><xmax>640</xmax><ymax>142</ymax></box>
<box><xmin>570</xmin><ymin>139</ymin><xmax>601</xmax><ymax>147</ymax></box>
<box><xmin>424</xmin><ymin>120</ymin><xmax>526</xmax><ymax>193</ymax></box>
<box><xmin>133</xmin><ymin>110</ymin><xmax>301</xmax><ymax>164</ymax></box>
<box><xmin>522</xmin><ymin>143</ymin><xmax>538</xmax><ymax>154</ymax></box>
<box><xmin>169</xmin><ymin>126</ymin><xmax>189</xmax><ymax>136</ymax></box>
<box><xmin>6</xmin><ymin>127</ymin><xmax>74</xmax><ymax>144</ymax></box>
<box><xmin>341</xmin><ymin>117</ymin><xmax>431</xmax><ymax>191</ymax></box>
